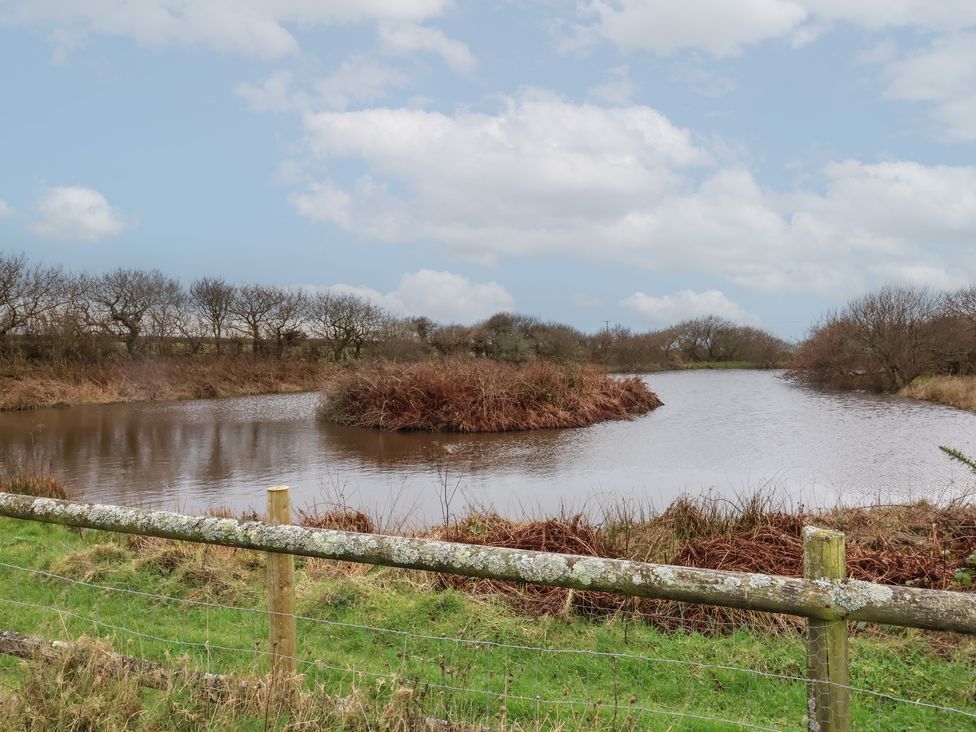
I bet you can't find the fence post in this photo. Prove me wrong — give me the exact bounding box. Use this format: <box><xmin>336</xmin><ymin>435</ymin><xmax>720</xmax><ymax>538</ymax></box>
<box><xmin>266</xmin><ymin>486</ymin><xmax>297</xmax><ymax>676</ymax></box>
<box><xmin>804</xmin><ymin>526</ymin><xmax>850</xmax><ymax>732</ymax></box>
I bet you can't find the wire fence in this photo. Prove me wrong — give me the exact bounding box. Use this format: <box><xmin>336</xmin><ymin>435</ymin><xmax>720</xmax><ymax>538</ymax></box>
<box><xmin>1</xmin><ymin>546</ymin><xmax>974</xmax><ymax>731</ymax></box>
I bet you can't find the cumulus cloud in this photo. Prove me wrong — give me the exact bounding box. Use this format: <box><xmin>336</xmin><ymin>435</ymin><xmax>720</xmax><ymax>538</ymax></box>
<box><xmin>621</xmin><ymin>289</ymin><xmax>761</xmax><ymax>326</ymax></box>
<box><xmin>324</xmin><ymin>270</ymin><xmax>515</xmax><ymax>324</ymax></box>
<box><xmin>288</xmin><ymin>93</ymin><xmax>976</xmax><ymax>295</ymax></box>
<box><xmin>30</xmin><ymin>185</ymin><xmax>128</xmax><ymax>241</ymax></box>
<box><xmin>2</xmin><ymin>0</ymin><xmax>453</xmax><ymax>59</ymax></box>
<box><xmin>881</xmin><ymin>33</ymin><xmax>976</xmax><ymax>141</ymax></box>
<box><xmin>378</xmin><ymin>23</ymin><xmax>475</xmax><ymax>72</ymax></box>
<box><xmin>236</xmin><ymin>59</ymin><xmax>408</xmax><ymax>114</ymax></box>
<box><xmin>578</xmin><ymin>0</ymin><xmax>807</xmax><ymax>57</ymax></box>
<box><xmin>0</xmin><ymin>200</ymin><xmax>13</xmax><ymax>218</ymax></box>
<box><xmin>573</xmin><ymin>1</ymin><xmax>976</xmax><ymax>57</ymax></box>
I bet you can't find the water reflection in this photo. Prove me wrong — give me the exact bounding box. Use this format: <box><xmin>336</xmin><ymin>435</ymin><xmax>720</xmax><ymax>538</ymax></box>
<box><xmin>3</xmin><ymin>370</ymin><xmax>975</xmax><ymax>521</ymax></box>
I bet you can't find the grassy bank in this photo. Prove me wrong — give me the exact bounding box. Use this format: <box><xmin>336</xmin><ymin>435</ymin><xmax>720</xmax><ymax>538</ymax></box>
<box><xmin>1</xmin><ymin>515</ymin><xmax>974</xmax><ymax>731</ymax></box>
<box><xmin>900</xmin><ymin>375</ymin><xmax>976</xmax><ymax>412</ymax></box>
<box><xmin>319</xmin><ymin>359</ymin><xmax>663</xmax><ymax>432</ymax></box>
<box><xmin>0</xmin><ymin>357</ymin><xmax>333</xmax><ymax>411</ymax></box>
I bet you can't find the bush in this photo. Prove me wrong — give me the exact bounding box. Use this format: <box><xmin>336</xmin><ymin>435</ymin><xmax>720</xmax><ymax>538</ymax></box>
<box><xmin>318</xmin><ymin>358</ymin><xmax>663</xmax><ymax>432</ymax></box>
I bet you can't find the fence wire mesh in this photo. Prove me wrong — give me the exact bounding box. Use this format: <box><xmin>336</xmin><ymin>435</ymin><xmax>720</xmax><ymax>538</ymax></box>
<box><xmin>1</xmin><ymin>546</ymin><xmax>975</xmax><ymax>731</ymax></box>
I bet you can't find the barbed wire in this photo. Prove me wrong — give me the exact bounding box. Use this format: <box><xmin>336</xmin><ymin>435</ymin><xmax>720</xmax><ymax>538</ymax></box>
<box><xmin>1</xmin><ymin>559</ymin><xmax>973</xmax><ymax>720</ymax></box>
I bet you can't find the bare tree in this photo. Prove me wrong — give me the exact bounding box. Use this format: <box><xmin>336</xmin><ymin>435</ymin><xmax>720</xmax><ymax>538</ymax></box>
<box><xmin>0</xmin><ymin>252</ymin><xmax>66</xmax><ymax>356</ymax></box>
<box><xmin>846</xmin><ymin>286</ymin><xmax>941</xmax><ymax>388</ymax></box>
<box><xmin>230</xmin><ymin>284</ymin><xmax>282</xmax><ymax>354</ymax></box>
<box><xmin>189</xmin><ymin>277</ymin><xmax>236</xmax><ymax>353</ymax></box>
<box><xmin>90</xmin><ymin>268</ymin><xmax>180</xmax><ymax>356</ymax></box>
<box><xmin>264</xmin><ymin>288</ymin><xmax>309</xmax><ymax>357</ymax></box>
<box><xmin>309</xmin><ymin>292</ymin><xmax>384</xmax><ymax>360</ymax></box>
<box><xmin>945</xmin><ymin>286</ymin><xmax>976</xmax><ymax>321</ymax></box>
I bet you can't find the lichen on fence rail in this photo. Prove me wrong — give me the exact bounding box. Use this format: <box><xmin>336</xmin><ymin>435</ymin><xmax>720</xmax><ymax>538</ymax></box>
<box><xmin>1</xmin><ymin>492</ymin><xmax>974</xmax><ymax>634</ymax></box>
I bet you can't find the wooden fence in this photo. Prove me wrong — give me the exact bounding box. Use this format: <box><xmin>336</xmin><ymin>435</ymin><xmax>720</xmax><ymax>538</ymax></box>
<box><xmin>2</xmin><ymin>488</ymin><xmax>975</xmax><ymax>732</ymax></box>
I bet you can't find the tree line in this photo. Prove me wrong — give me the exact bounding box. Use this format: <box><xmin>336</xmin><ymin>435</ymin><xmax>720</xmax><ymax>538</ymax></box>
<box><xmin>788</xmin><ymin>285</ymin><xmax>976</xmax><ymax>391</ymax></box>
<box><xmin>0</xmin><ymin>252</ymin><xmax>791</xmax><ymax>369</ymax></box>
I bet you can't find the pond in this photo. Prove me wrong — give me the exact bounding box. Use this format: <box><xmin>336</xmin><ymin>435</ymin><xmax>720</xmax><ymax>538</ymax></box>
<box><xmin>3</xmin><ymin>370</ymin><xmax>975</xmax><ymax>523</ymax></box>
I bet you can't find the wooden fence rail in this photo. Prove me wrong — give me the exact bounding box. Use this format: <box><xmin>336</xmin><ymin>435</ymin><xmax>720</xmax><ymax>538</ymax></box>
<box><xmin>2</xmin><ymin>489</ymin><xmax>975</xmax><ymax>732</ymax></box>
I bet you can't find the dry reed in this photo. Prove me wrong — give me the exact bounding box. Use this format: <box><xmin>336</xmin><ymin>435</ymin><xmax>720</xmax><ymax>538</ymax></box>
<box><xmin>318</xmin><ymin>358</ymin><xmax>663</xmax><ymax>432</ymax></box>
<box><xmin>900</xmin><ymin>375</ymin><xmax>976</xmax><ymax>412</ymax></box>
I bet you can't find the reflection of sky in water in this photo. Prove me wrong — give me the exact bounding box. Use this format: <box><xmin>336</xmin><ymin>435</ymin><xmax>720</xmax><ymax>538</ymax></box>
<box><xmin>3</xmin><ymin>370</ymin><xmax>975</xmax><ymax>523</ymax></box>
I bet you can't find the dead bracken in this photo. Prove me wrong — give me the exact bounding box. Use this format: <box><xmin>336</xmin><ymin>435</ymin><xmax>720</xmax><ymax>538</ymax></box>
<box><xmin>317</xmin><ymin>358</ymin><xmax>663</xmax><ymax>432</ymax></box>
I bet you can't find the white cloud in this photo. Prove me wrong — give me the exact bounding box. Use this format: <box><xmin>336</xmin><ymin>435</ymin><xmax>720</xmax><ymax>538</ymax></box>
<box><xmin>621</xmin><ymin>289</ymin><xmax>761</xmax><ymax>326</ymax></box>
<box><xmin>588</xmin><ymin>65</ymin><xmax>636</xmax><ymax>104</ymax></box>
<box><xmin>3</xmin><ymin>0</ymin><xmax>453</xmax><ymax>59</ymax></box>
<box><xmin>236</xmin><ymin>59</ymin><xmax>408</xmax><ymax>114</ymax></box>
<box><xmin>378</xmin><ymin>22</ymin><xmax>475</xmax><ymax>72</ymax></box>
<box><xmin>30</xmin><ymin>185</ymin><xmax>128</xmax><ymax>241</ymax></box>
<box><xmin>573</xmin><ymin>1</ymin><xmax>976</xmax><ymax>57</ymax></box>
<box><xmin>288</xmin><ymin>93</ymin><xmax>976</xmax><ymax>296</ymax></box>
<box><xmin>326</xmin><ymin>270</ymin><xmax>515</xmax><ymax>324</ymax></box>
<box><xmin>315</xmin><ymin>57</ymin><xmax>410</xmax><ymax>110</ymax></box>
<box><xmin>235</xmin><ymin>71</ymin><xmax>306</xmax><ymax>113</ymax></box>
<box><xmin>0</xmin><ymin>200</ymin><xmax>13</xmax><ymax>218</ymax></box>
<box><xmin>580</xmin><ymin>0</ymin><xmax>807</xmax><ymax>57</ymax></box>
<box><xmin>881</xmin><ymin>33</ymin><xmax>976</xmax><ymax>141</ymax></box>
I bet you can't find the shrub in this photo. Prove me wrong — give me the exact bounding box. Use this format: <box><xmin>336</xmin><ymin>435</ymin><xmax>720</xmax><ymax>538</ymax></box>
<box><xmin>318</xmin><ymin>358</ymin><xmax>663</xmax><ymax>432</ymax></box>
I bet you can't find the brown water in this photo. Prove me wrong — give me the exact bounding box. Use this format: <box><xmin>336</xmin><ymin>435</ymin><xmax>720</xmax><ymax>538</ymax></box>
<box><xmin>3</xmin><ymin>370</ymin><xmax>975</xmax><ymax>522</ymax></box>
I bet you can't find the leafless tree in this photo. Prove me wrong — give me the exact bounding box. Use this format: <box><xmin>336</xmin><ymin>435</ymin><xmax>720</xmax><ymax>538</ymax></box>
<box><xmin>189</xmin><ymin>277</ymin><xmax>236</xmax><ymax>353</ymax></box>
<box><xmin>90</xmin><ymin>268</ymin><xmax>180</xmax><ymax>356</ymax></box>
<box><xmin>846</xmin><ymin>286</ymin><xmax>942</xmax><ymax>388</ymax></box>
<box><xmin>0</xmin><ymin>252</ymin><xmax>67</xmax><ymax>355</ymax></box>
<box><xmin>309</xmin><ymin>292</ymin><xmax>385</xmax><ymax>360</ymax></box>
<box><xmin>264</xmin><ymin>288</ymin><xmax>309</xmax><ymax>357</ymax></box>
<box><xmin>230</xmin><ymin>284</ymin><xmax>282</xmax><ymax>354</ymax></box>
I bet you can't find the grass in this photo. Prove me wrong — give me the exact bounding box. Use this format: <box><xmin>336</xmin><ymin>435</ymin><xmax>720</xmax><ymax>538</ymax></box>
<box><xmin>1</xmin><ymin>518</ymin><xmax>974</xmax><ymax>730</ymax></box>
<box><xmin>318</xmin><ymin>358</ymin><xmax>663</xmax><ymax>432</ymax></box>
<box><xmin>0</xmin><ymin>356</ymin><xmax>333</xmax><ymax>411</ymax></box>
<box><xmin>901</xmin><ymin>375</ymin><xmax>976</xmax><ymax>413</ymax></box>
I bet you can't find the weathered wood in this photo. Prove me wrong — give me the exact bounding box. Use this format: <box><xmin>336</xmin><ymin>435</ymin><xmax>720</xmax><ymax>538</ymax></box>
<box><xmin>266</xmin><ymin>486</ymin><xmax>297</xmax><ymax>676</ymax></box>
<box><xmin>804</xmin><ymin>527</ymin><xmax>850</xmax><ymax>732</ymax></box>
<box><xmin>1</xmin><ymin>492</ymin><xmax>975</xmax><ymax>634</ymax></box>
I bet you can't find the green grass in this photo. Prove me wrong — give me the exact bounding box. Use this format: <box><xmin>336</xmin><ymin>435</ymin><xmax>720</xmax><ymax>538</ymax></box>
<box><xmin>0</xmin><ymin>519</ymin><xmax>974</xmax><ymax>730</ymax></box>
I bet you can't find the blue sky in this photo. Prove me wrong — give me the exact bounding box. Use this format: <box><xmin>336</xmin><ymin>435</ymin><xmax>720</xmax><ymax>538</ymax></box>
<box><xmin>1</xmin><ymin>1</ymin><xmax>974</xmax><ymax>338</ymax></box>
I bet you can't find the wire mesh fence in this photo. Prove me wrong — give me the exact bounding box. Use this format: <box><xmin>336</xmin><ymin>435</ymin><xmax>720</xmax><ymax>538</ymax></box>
<box><xmin>1</xmin><ymin>545</ymin><xmax>974</xmax><ymax>731</ymax></box>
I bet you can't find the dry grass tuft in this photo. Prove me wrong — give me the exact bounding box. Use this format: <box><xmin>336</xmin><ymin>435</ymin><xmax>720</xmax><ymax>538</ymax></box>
<box><xmin>319</xmin><ymin>358</ymin><xmax>662</xmax><ymax>432</ymax></box>
<box><xmin>900</xmin><ymin>375</ymin><xmax>976</xmax><ymax>412</ymax></box>
<box><xmin>0</xmin><ymin>459</ymin><xmax>70</xmax><ymax>499</ymax></box>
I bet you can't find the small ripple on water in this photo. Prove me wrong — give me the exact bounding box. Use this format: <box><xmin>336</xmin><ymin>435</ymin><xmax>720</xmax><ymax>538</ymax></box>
<box><xmin>1</xmin><ymin>370</ymin><xmax>974</xmax><ymax>520</ymax></box>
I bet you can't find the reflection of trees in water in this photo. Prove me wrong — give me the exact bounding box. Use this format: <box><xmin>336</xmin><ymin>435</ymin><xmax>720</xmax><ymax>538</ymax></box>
<box><xmin>0</xmin><ymin>400</ymin><xmax>581</xmax><ymax>510</ymax></box>
<box><xmin>314</xmin><ymin>420</ymin><xmax>576</xmax><ymax>475</ymax></box>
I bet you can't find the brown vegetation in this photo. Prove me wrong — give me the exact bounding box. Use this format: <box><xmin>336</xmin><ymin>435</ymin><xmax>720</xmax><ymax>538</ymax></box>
<box><xmin>788</xmin><ymin>284</ymin><xmax>976</xmax><ymax>397</ymax></box>
<box><xmin>318</xmin><ymin>359</ymin><xmax>663</xmax><ymax>432</ymax></box>
<box><xmin>899</xmin><ymin>375</ymin><xmax>976</xmax><ymax>412</ymax></box>
<box><xmin>1</xmin><ymin>251</ymin><xmax>791</xmax><ymax>411</ymax></box>
<box><xmin>0</xmin><ymin>356</ymin><xmax>331</xmax><ymax>411</ymax></box>
<box><xmin>428</xmin><ymin>496</ymin><xmax>976</xmax><ymax>631</ymax></box>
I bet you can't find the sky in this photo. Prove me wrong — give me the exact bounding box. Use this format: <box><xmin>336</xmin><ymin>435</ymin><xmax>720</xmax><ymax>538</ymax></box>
<box><xmin>1</xmin><ymin>1</ymin><xmax>974</xmax><ymax>339</ymax></box>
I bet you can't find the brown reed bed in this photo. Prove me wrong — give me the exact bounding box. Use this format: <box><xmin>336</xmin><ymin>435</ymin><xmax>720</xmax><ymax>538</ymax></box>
<box><xmin>0</xmin><ymin>356</ymin><xmax>332</xmax><ymax>411</ymax></box>
<box><xmin>900</xmin><ymin>375</ymin><xmax>976</xmax><ymax>412</ymax></box>
<box><xmin>318</xmin><ymin>358</ymin><xmax>663</xmax><ymax>432</ymax></box>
